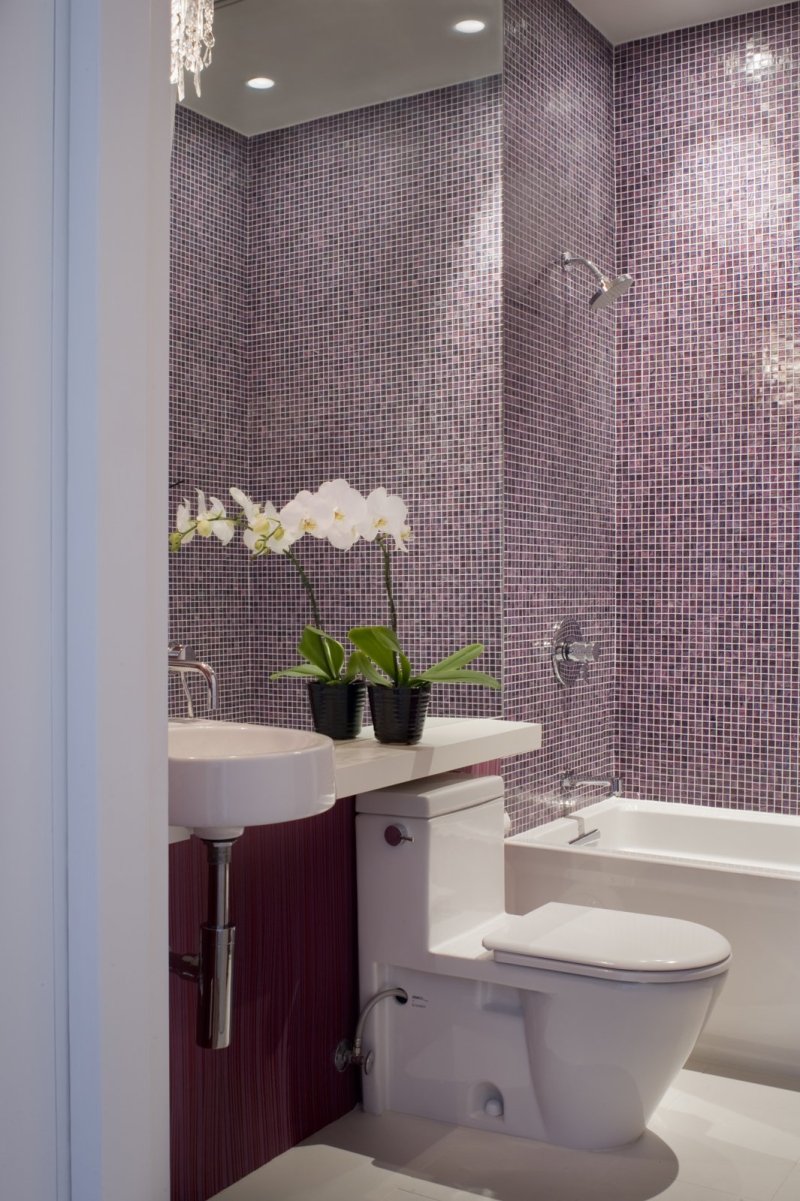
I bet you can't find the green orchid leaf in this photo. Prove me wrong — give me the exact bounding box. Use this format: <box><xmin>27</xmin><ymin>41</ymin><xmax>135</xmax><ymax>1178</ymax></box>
<box><xmin>348</xmin><ymin>626</ymin><xmax>409</xmax><ymax>685</ymax></box>
<box><xmin>395</xmin><ymin>649</ymin><xmax>413</xmax><ymax>685</ymax></box>
<box><xmin>298</xmin><ymin>625</ymin><xmax>345</xmax><ymax>681</ymax></box>
<box><xmin>423</xmin><ymin>643</ymin><xmax>486</xmax><ymax>674</ymax></box>
<box><xmin>417</xmin><ymin>667</ymin><xmax>501</xmax><ymax>689</ymax></box>
<box><xmin>270</xmin><ymin>664</ymin><xmax>329</xmax><ymax>681</ymax></box>
<box><xmin>342</xmin><ymin>651</ymin><xmax>362</xmax><ymax>684</ymax></box>
<box><xmin>347</xmin><ymin>649</ymin><xmax>392</xmax><ymax>686</ymax></box>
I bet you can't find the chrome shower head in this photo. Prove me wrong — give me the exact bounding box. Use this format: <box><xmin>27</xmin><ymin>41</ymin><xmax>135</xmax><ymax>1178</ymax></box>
<box><xmin>589</xmin><ymin>272</ymin><xmax>633</xmax><ymax>312</ymax></box>
<box><xmin>561</xmin><ymin>251</ymin><xmax>633</xmax><ymax>312</ymax></box>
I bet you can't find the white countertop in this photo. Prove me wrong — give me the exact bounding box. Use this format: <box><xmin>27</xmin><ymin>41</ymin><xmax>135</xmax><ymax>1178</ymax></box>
<box><xmin>332</xmin><ymin>716</ymin><xmax>541</xmax><ymax>798</ymax></box>
<box><xmin>169</xmin><ymin>716</ymin><xmax>541</xmax><ymax>843</ymax></box>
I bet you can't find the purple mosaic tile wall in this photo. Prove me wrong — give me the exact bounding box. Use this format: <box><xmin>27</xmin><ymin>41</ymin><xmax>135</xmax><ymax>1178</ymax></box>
<box><xmin>502</xmin><ymin>0</ymin><xmax>616</xmax><ymax>830</ymax></box>
<box><xmin>615</xmin><ymin>5</ymin><xmax>800</xmax><ymax>813</ymax></box>
<box><xmin>246</xmin><ymin>79</ymin><xmax>503</xmax><ymax>729</ymax></box>
<box><xmin>170</xmin><ymin>22</ymin><xmax>616</xmax><ymax>833</ymax></box>
<box><xmin>169</xmin><ymin>107</ymin><xmax>252</xmax><ymax>721</ymax></box>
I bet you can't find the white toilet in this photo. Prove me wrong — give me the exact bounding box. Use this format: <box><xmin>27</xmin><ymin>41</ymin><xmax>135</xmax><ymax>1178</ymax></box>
<box><xmin>356</xmin><ymin>772</ymin><xmax>731</xmax><ymax>1150</ymax></box>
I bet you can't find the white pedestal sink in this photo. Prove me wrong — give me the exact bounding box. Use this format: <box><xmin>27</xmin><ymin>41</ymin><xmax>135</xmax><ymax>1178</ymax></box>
<box><xmin>168</xmin><ymin>719</ymin><xmax>336</xmax><ymax>839</ymax></box>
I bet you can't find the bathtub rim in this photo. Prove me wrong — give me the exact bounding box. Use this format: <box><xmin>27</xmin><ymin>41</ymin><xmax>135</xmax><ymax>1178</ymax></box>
<box><xmin>508</xmin><ymin>797</ymin><xmax>800</xmax><ymax>882</ymax></box>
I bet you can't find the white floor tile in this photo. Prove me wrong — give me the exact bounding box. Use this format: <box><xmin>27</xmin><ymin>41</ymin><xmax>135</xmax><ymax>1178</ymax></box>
<box><xmin>222</xmin><ymin>1147</ymin><xmax>398</xmax><ymax>1200</ymax></box>
<box><xmin>675</xmin><ymin>1073</ymin><xmax>800</xmax><ymax>1145</ymax></box>
<box><xmin>212</xmin><ymin>1069</ymin><xmax>800</xmax><ymax>1201</ymax></box>
<box><xmin>371</xmin><ymin>1186</ymin><xmax>465</xmax><ymax>1201</ymax></box>
<box><xmin>650</xmin><ymin>1074</ymin><xmax>800</xmax><ymax>1201</ymax></box>
<box><xmin>645</xmin><ymin>1185</ymin><xmax>740</xmax><ymax>1201</ymax></box>
<box><xmin>307</xmin><ymin>1109</ymin><xmax>688</xmax><ymax>1201</ymax></box>
<box><xmin>772</xmin><ymin>1164</ymin><xmax>800</xmax><ymax>1201</ymax></box>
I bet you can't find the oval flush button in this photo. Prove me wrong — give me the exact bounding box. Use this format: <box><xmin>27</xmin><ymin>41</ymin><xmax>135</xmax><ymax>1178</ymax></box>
<box><xmin>384</xmin><ymin>824</ymin><xmax>413</xmax><ymax>847</ymax></box>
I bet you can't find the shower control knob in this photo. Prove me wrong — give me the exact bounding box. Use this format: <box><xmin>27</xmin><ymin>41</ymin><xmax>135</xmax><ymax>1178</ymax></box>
<box><xmin>384</xmin><ymin>824</ymin><xmax>413</xmax><ymax>847</ymax></box>
<box><xmin>550</xmin><ymin>619</ymin><xmax>598</xmax><ymax>688</ymax></box>
<box><xmin>563</xmin><ymin>640</ymin><xmax>600</xmax><ymax>664</ymax></box>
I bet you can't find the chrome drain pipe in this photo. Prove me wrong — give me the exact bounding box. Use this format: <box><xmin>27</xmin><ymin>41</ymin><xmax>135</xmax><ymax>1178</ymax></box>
<box><xmin>335</xmin><ymin>987</ymin><xmax>408</xmax><ymax>1074</ymax></box>
<box><xmin>170</xmin><ymin>837</ymin><xmax>237</xmax><ymax>1050</ymax></box>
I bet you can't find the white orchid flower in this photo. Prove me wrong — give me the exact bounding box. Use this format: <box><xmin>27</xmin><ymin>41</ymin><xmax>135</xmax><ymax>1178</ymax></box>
<box><xmin>242</xmin><ymin>502</ymin><xmax>299</xmax><ymax>557</ymax></box>
<box><xmin>280</xmin><ymin>489</ymin><xmax>334</xmax><ymax>540</ymax></box>
<box><xmin>263</xmin><ymin>511</ymin><xmax>302</xmax><ymax>555</ymax></box>
<box><xmin>171</xmin><ymin>490</ymin><xmax>233</xmax><ymax>549</ymax></box>
<box><xmin>195</xmin><ymin>490</ymin><xmax>234</xmax><ymax>544</ymax></box>
<box><xmin>317</xmin><ymin>479</ymin><xmax>368</xmax><ymax>551</ymax></box>
<box><xmin>358</xmin><ymin>487</ymin><xmax>411</xmax><ymax>552</ymax></box>
<box><xmin>229</xmin><ymin>487</ymin><xmax>298</xmax><ymax>556</ymax></box>
<box><xmin>229</xmin><ymin>487</ymin><xmax>262</xmax><ymax>527</ymax></box>
<box><xmin>175</xmin><ymin>498</ymin><xmax>196</xmax><ymax>546</ymax></box>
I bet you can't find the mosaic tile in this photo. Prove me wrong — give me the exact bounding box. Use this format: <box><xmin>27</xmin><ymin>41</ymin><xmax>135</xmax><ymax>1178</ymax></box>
<box><xmin>615</xmin><ymin>3</ymin><xmax>800</xmax><ymax>814</ymax></box>
<box><xmin>170</xmin><ymin>2</ymin><xmax>799</xmax><ymax>836</ymax></box>
<box><xmin>170</xmin><ymin>83</ymin><xmax>503</xmax><ymax>732</ymax></box>
<box><xmin>169</xmin><ymin>108</ymin><xmax>252</xmax><ymax>722</ymax></box>
<box><xmin>245</xmin><ymin>79</ymin><xmax>503</xmax><ymax>729</ymax></box>
<box><xmin>503</xmin><ymin>0</ymin><xmax>616</xmax><ymax>831</ymax></box>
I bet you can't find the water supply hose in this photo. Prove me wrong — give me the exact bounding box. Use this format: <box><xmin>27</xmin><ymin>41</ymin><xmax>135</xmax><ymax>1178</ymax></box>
<box><xmin>335</xmin><ymin>986</ymin><xmax>408</xmax><ymax>1072</ymax></box>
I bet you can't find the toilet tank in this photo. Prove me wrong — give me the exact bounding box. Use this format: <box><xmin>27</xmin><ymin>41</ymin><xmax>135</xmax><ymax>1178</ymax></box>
<box><xmin>356</xmin><ymin>773</ymin><xmax>505</xmax><ymax>967</ymax></box>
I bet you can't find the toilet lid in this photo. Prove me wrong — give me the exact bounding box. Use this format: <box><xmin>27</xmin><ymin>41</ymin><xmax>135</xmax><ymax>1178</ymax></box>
<box><xmin>482</xmin><ymin>903</ymin><xmax>731</xmax><ymax>980</ymax></box>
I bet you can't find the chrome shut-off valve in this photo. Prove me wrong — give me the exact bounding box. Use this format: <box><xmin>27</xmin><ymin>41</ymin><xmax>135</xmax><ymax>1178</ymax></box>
<box><xmin>549</xmin><ymin>618</ymin><xmax>600</xmax><ymax>688</ymax></box>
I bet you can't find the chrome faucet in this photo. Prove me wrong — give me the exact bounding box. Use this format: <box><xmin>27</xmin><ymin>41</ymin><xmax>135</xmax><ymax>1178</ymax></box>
<box><xmin>168</xmin><ymin>642</ymin><xmax>218</xmax><ymax>717</ymax></box>
<box><xmin>556</xmin><ymin>770</ymin><xmax>619</xmax><ymax>845</ymax></box>
<box><xmin>558</xmin><ymin>804</ymin><xmax>592</xmax><ymax>841</ymax></box>
<box><xmin>559</xmin><ymin>771</ymin><xmax>620</xmax><ymax>799</ymax></box>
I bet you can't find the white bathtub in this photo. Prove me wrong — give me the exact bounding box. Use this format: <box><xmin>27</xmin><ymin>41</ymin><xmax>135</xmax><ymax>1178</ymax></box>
<box><xmin>506</xmin><ymin>798</ymin><xmax>800</xmax><ymax>1086</ymax></box>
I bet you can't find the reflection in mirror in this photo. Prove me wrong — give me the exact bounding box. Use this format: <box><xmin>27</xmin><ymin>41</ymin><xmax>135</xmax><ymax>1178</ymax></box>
<box><xmin>169</xmin><ymin>0</ymin><xmax>505</xmax><ymax>734</ymax></box>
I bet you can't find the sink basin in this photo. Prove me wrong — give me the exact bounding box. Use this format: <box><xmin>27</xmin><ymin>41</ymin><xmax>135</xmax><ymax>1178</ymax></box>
<box><xmin>168</xmin><ymin>720</ymin><xmax>336</xmax><ymax>838</ymax></box>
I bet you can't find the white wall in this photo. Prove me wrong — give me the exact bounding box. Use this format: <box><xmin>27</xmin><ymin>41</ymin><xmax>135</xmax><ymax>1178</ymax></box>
<box><xmin>0</xmin><ymin>0</ymin><xmax>172</xmax><ymax>1196</ymax></box>
<box><xmin>0</xmin><ymin>0</ymin><xmax>69</xmax><ymax>1194</ymax></box>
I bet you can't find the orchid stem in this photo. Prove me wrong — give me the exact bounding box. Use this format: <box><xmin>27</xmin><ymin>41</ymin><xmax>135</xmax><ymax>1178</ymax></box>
<box><xmin>286</xmin><ymin>549</ymin><xmax>324</xmax><ymax>629</ymax></box>
<box><xmin>380</xmin><ymin>537</ymin><xmax>399</xmax><ymax>636</ymax></box>
<box><xmin>285</xmin><ymin>548</ymin><xmax>337</xmax><ymax>680</ymax></box>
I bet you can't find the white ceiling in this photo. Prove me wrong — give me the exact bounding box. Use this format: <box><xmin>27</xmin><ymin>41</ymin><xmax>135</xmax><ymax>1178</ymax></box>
<box><xmin>181</xmin><ymin>0</ymin><xmax>502</xmax><ymax>136</ymax></box>
<box><xmin>570</xmin><ymin>0</ymin><xmax>791</xmax><ymax>45</ymax></box>
<box><xmin>181</xmin><ymin>0</ymin><xmax>790</xmax><ymax>136</ymax></box>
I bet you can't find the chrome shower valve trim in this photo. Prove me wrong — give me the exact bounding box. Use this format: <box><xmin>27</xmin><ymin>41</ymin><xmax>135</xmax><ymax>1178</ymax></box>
<box><xmin>548</xmin><ymin>618</ymin><xmax>600</xmax><ymax>688</ymax></box>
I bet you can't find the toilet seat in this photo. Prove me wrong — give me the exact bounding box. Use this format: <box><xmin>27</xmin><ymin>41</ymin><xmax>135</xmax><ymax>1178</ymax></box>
<box><xmin>483</xmin><ymin>902</ymin><xmax>732</xmax><ymax>984</ymax></box>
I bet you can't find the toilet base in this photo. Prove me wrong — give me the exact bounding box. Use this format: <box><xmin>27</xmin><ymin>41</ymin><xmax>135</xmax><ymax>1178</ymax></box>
<box><xmin>362</xmin><ymin>965</ymin><xmax>724</xmax><ymax>1150</ymax></box>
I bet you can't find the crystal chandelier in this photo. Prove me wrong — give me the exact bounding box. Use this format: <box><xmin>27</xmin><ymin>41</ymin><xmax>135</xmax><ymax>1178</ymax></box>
<box><xmin>171</xmin><ymin>0</ymin><xmax>215</xmax><ymax>102</ymax></box>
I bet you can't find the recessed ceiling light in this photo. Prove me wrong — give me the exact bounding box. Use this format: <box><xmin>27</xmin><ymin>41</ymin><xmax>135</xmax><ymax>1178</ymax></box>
<box><xmin>246</xmin><ymin>76</ymin><xmax>275</xmax><ymax>90</ymax></box>
<box><xmin>454</xmin><ymin>18</ymin><xmax>486</xmax><ymax>34</ymax></box>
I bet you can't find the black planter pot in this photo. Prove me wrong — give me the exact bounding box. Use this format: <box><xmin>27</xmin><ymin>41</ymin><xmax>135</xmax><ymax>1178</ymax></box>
<box><xmin>307</xmin><ymin>680</ymin><xmax>366</xmax><ymax>741</ymax></box>
<box><xmin>368</xmin><ymin>683</ymin><xmax>432</xmax><ymax>745</ymax></box>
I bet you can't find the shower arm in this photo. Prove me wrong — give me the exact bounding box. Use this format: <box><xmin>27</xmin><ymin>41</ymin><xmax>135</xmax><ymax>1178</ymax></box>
<box><xmin>561</xmin><ymin>251</ymin><xmax>606</xmax><ymax>284</ymax></box>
